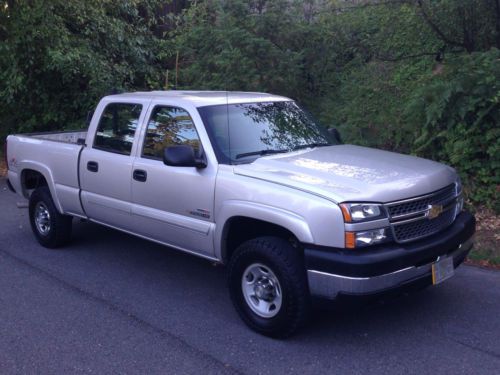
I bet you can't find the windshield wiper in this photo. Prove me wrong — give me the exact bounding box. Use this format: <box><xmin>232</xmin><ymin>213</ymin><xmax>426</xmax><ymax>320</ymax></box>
<box><xmin>235</xmin><ymin>144</ymin><xmax>330</xmax><ymax>159</ymax></box>
<box><xmin>293</xmin><ymin>143</ymin><xmax>331</xmax><ymax>151</ymax></box>
<box><xmin>235</xmin><ymin>149</ymin><xmax>288</xmax><ymax>159</ymax></box>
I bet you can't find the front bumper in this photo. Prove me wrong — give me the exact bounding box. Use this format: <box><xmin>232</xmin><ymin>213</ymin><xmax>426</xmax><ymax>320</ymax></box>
<box><xmin>305</xmin><ymin>211</ymin><xmax>475</xmax><ymax>299</ymax></box>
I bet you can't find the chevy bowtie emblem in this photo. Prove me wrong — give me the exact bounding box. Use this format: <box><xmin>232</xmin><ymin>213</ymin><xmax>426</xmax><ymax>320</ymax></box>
<box><xmin>427</xmin><ymin>204</ymin><xmax>443</xmax><ymax>219</ymax></box>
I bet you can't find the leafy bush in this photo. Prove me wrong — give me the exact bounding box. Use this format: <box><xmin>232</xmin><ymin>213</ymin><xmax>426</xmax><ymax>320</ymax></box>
<box><xmin>407</xmin><ymin>49</ymin><xmax>500</xmax><ymax>212</ymax></box>
<box><xmin>0</xmin><ymin>0</ymin><xmax>165</xmax><ymax>139</ymax></box>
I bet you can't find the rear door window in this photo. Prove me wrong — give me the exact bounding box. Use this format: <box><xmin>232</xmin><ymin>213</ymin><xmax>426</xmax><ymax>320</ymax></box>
<box><xmin>94</xmin><ymin>103</ymin><xmax>143</xmax><ymax>155</ymax></box>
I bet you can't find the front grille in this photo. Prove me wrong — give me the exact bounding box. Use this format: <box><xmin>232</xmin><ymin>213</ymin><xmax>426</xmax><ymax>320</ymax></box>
<box><xmin>392</xmin><ymin>208</ymin><xmax>455</xmax><ymax>242</ymax></box>
<box><xmin>385</xmin><ymin>184</ymin><xmax>459</xmax><ymax>243</ymax></box>
<box><xmin>388</xmin><ymin>184</ymin><xmax>456</xmax><ymax>218</ymax></box>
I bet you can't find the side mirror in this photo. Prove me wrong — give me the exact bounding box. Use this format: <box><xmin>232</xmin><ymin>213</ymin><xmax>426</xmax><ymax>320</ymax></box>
<box><xmin>163</xmin><ymin>145</ymin><xmax>207</xmax><ymax>168</ymax></box>
<box><xmin>328</xmin><ymin>128</ymin><xmax>343</xmax><ymax>144</ymax></box>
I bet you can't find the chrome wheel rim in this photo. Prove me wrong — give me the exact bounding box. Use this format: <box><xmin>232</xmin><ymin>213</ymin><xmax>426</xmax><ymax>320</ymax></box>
<box><xmin>34</xmin><ymin>202</ymin><xmax>51</xmax><ymax>236</ymax></box>
<box><xmin>241</xmin><ymin>263</ymin><xmax>282</xmax><ymax>318</ymax></box>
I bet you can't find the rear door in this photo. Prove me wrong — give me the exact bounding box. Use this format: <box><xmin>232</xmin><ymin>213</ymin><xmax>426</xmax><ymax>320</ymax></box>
<box><xmin>130</xmin><ymin>101</ymin><xmax>217</xmax><ymax>257</ymax></box>
<box><xmin>80</xmin><ymin>99</ymin><xmax>150</xmax><ymax>231</ymax></box>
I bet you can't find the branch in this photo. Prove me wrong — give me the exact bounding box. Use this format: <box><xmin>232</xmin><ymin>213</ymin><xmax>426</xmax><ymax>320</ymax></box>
<box><xmin>312</xmin><ymin>0</ymin><xmax>411</xmax><ymax>15</ymax></box>
<box><xmin>494</xmin><ymin>0</ymin><xmax>500</xmax><ymax>48</ymax></box>
<box><xmin>417</xmin><ymin>0</ymin><xmax>465</xmax><ymax>50</ymax></box>
<box><xmin>375</xmin><ymin>49</ymin><xmax>463</xmax><ymax>62</ymax></box>
<box><xmin>375</xmin><ymin>51</ymin><xmax>438</xmax><ymax>62</ymax></box>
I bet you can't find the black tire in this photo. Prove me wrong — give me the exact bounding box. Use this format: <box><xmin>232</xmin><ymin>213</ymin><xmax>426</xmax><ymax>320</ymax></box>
<box><xmin>29</xmin><ymin>186</ymin><xmax>72</xmax><ymax>248</ymax></box>
<box><xmin>228</xmin><ymin>236</ymin><xmax>311</xmax><ymax>338</ymax></box>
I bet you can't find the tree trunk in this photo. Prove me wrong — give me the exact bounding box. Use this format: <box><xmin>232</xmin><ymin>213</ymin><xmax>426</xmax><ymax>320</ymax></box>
<box><xmin>495</xmin><ymin>0</ymin><xmax>500</xmax><ymax>49</ymax></box>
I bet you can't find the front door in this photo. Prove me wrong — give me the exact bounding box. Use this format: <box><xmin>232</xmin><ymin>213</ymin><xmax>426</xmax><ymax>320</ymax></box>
<box><xmin>131</xmin><ymin>104</ymin><xmax>217</xmax><ymax>257</ymax></box>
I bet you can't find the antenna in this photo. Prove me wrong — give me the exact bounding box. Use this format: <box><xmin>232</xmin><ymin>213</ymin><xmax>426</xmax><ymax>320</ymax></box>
<box><xmin>223</xmin><ymin>36</ymin><xmax>233</xmax><ymax>162</ymax></box>
<box><xmin>175</xmin><ymin>51</ymin><xmax>179</xmax><ymax>90</ymax></box>
<box><xmin>226</xmin><ymin>89</ymin><xmax>231</xmax><ymax>162</ymax></box>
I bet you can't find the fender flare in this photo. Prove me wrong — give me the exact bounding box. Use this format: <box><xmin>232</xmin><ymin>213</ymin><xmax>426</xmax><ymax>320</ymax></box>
<box><xmin>214</xmin><ymin>200</ymin><xmax>314</xmax><ymax>261</ymax></box>
<box><xmin>17</xmin><ymin>161</ymin><xmax>64</xmax><ymax>214</ymax></box>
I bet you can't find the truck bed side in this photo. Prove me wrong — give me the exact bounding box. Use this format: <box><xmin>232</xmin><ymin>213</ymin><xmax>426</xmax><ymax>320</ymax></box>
<box><xmin>6</xmin><ymin>132</ymin><xmax>86</xmax><ymax>216</ymax></box>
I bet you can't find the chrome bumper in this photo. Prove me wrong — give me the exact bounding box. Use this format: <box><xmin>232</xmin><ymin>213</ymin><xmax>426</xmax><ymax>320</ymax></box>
<box><xmin>307</xmin><ymin>236</ymin><xmax>474</xmax><ymax>299</ymax></box>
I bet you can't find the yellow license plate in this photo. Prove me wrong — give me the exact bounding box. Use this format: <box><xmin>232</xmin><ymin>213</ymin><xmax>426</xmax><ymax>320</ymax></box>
<box><xmin>432</xmin><ymin>256</ymin><xmax>455</xmax><ymax>285</ymax></box>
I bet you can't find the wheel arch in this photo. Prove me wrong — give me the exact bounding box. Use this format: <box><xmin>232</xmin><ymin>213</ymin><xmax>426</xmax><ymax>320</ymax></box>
<box><xmin>19</xmin><ymin>162</ymin><xmax>63</xmax><ymax>213</ymax></box>
<box><xmin>215</xmin><ymin>201</ymin><xmax>314</xmax><ymax>263</ymax></box>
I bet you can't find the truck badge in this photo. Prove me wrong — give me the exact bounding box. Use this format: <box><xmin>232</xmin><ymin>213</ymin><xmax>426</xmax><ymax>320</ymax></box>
<box><xmin>427</xmin><ymin>204</ymin><xmax>443</xmax><ymax>219</ymax></box>
<box><xmin>189</xmin><ymin>208</ymin><xmax>211</xmax><ymax>219</ymax></box>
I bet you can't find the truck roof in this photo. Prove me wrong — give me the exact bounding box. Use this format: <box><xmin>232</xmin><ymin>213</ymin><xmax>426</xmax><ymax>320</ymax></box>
<box><xmin>105</xmin><ymin>90</ymin><xmax>291</xmax><ymax>107</ymax></box>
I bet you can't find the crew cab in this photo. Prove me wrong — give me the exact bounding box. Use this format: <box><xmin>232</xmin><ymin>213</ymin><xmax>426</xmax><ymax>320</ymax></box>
<box><xmin>5</xmin><ymin>91</ymin><xmax>475</xmax><ymax>337</ymax></box>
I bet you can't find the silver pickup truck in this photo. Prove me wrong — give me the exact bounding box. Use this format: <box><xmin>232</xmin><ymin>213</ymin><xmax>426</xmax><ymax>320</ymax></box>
<box><xmin>5</xmin><ymin>91</ymin><xmax>475</xmax><ymax>337</ymax></box>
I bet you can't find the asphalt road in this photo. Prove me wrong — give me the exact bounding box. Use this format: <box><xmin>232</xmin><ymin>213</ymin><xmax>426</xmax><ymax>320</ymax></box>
<box><xmin>1</xmin><ymin>178</ymin><xmax>499</xmax><ymax>374</ymax></box>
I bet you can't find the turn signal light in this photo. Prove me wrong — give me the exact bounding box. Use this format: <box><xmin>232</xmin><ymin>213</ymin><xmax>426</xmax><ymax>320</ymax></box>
<box><xmin>345</xmin><ymin>232</ymin><xmax>356</xmax><ymax>249</ymax></box>
<box><xmin>340</xmin><ymin>204</ymin><xmax>352</xmax><ymax>222</ymax></box>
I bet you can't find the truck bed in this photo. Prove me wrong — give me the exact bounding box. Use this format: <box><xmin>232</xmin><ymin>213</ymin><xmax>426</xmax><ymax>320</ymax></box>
<box><xmin>24</xmin><ymin>130</ymin><xmax>88</xmax><ymax>144</ymax></box>
<box><xmin>6</xmin><ymin>130</ymin><xmax>87</xmax><ymax>217</ymax></box>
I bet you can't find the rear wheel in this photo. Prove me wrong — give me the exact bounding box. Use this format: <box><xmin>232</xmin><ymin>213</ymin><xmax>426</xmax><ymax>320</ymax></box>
<box><xmin>228</xmin><ymin>236</ymin><xmax>310</xmax><ymax>338</ymax></box>
<box><xmin>29</xmin><ymin>186</ymin><xmax>72</xmax><ymax>248</ymax></box>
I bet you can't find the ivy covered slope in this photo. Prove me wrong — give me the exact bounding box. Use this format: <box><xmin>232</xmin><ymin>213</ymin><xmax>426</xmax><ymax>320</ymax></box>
<box><xmin>0</xmin><ymin>0</ymin><xmax>499</xmax><ymax>214</ymax></box>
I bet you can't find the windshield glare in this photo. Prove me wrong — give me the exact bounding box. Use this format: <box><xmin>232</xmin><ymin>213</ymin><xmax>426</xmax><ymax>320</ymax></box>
<box><xmin>198</xmin><ymin>101</ymin><xmax>336</xmax><ymax>163</ymax></box>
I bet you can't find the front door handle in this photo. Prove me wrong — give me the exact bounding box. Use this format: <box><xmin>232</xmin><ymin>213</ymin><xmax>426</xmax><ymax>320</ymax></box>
<box><xmin>133</xmin><ymin>169</ymin><xmax>147</xmax><ymax>182</ymax></box>
<box><xmin>87</xmin><ymin>161</ymin><xmax>98</xmax><ymax>172</ymax></box>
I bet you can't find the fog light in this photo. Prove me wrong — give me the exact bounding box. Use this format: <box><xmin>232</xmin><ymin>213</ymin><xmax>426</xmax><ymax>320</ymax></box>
<box><xmin>355</xmin><ymin>228</ymin><xmax>387</xmax><ymax>247</ymax></box>
<box><xmin>345</xmin><ymin>228</ymin><xmax>388</xmax><ymax>248</ymax></box>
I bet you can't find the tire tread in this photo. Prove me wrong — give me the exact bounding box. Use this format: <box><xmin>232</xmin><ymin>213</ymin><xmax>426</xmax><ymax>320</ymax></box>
<box><xmin>29</xmin><ymin>186</ymin><xmax>72</xmax><ymax>248</ymax></box>
<box><xmin>228</xmin><ymin>236</ymin><xmax>310</xmax><ymax>338</ymax></box>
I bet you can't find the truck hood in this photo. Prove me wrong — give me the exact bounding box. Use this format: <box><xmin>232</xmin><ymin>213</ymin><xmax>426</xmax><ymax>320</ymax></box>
<box><xmin>233</xmin><ymin>145</ymin><xmax>457</xmax><ymax>203</ymax></box>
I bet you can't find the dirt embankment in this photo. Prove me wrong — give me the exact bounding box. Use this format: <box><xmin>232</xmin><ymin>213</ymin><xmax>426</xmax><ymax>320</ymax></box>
<box><xmin>466</xmin><ymin>207</ymin><xmax>500</xmax><ymax>270</ymax></box>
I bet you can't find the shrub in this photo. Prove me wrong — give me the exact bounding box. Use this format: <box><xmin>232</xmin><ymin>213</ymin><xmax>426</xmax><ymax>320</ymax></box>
<box><xmin>407</xmin><ymin>49</ymin><xmax>500</xmax><ymax>212</ymax></box>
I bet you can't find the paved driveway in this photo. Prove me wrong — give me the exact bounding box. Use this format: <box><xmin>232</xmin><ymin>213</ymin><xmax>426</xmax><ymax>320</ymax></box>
<box><xmin>1</xmin><ymin>178</ymin><xmax>499</xmax><ymax>374</ymax></box>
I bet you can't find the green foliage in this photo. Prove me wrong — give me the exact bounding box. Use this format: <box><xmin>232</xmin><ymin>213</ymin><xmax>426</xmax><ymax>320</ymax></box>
<box><xmin>0</xmin><ymin>0</ymin><xmax>166</xmax><ymax>138</ymax></box>
<box><xmin>319</xmin><ymin>58</ymin><xmax>434</xmax><ymax>153</ymax></box>
<box><xmin>173</xmin><ymin>0</ymin><xmax>304</xmax><ymax>97</ymax></box>
<box><xmin>407</xmin><ymin>49</ymin><xmax>500</xmax><ymax>211</ymax></box>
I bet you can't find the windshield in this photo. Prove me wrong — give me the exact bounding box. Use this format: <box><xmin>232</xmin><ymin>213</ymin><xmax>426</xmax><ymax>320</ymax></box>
<box><xmin>198</xmin><ymin>101</ymin><xmax>337</xmax><ymax>163</ymax></box>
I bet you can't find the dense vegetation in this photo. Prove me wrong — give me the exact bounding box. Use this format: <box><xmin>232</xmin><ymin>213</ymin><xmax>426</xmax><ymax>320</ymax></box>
<box><xmin>1</xmin><ymin>0</ymin><xmax>498</xmax><ymax>211</ymax></box>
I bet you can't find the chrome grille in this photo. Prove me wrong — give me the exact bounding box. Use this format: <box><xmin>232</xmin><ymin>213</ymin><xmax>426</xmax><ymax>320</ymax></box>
<box><xmin>388</xmin><ymin>184</ymin><xmax>456</xmax><ymax>218</ymax></box>
<box><xmin>392</xmin><ymin>209</ymin><xmax>455</xmax><ymax>242</ymax></box>
<box><xmin>385</xmin><ymin>184</ymin><xmax>459</xmax><ymax>243</ymax></box>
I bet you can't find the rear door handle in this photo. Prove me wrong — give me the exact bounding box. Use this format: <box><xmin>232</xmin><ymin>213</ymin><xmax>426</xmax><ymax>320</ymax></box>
<box><xmin>87</xmin><ymin>161</ymin><xmax>98</xmax><ymax>172</ymax></box>
<box><xmin>133</xmin><ymin>169</ymin><xmax>147</xmax><ymax>182</ymax></box>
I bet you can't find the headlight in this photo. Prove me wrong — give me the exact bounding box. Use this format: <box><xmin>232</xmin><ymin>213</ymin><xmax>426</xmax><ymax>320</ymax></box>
<box><xmin>340</xmin><ymin>203</ymin><xmax>386</xmax><ymax>222</ymax></box>
<box><xmin>455</xmin><ymin>175</ymin><xmax>464</xmax><ymax>213</ymax></box>
<box><xmin>345</xmin><ymin>228</ymin><xmax>389</xmax><ymax>248</ymax></box>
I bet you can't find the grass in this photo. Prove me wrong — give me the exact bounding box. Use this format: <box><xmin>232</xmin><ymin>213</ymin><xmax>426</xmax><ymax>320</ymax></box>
<box><xmin>467</xmin><ymin>249</ymin><xmax>500</xmax><ymax>267</ymax></box>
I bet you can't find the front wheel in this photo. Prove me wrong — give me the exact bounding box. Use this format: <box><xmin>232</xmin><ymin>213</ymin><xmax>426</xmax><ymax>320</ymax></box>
<box><xmin>29</xmin><ymin>186</ymin><xmax>72</xmax><ymax>248</ymax></box>
<box><xmin>228</xmin><ymin>236</ymin><xmax>310</xmax><ymax>338</ymax></box>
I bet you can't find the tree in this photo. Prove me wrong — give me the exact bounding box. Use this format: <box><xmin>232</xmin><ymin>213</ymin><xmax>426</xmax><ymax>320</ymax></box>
<box><xmin>0</xmin><ymin>0</ymin><xmax>169</xmax><ymax>137</ymax></box>
<box><xmin>417</xmin><ymin>0</ymin><xmax>499</xmax><ymax>53</ymax></box>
